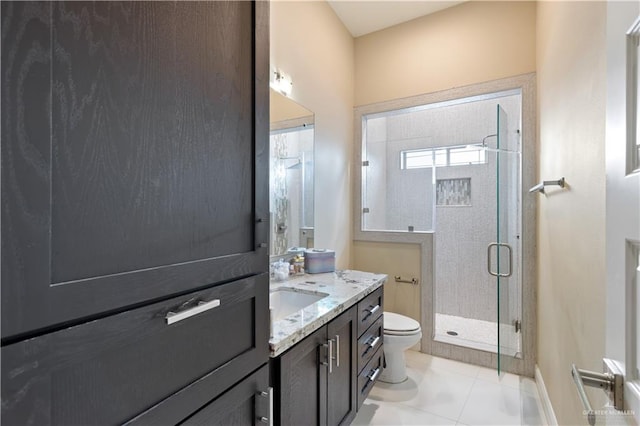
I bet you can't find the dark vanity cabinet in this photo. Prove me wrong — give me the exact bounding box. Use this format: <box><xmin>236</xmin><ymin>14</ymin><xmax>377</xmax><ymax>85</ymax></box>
<box><xmin>1</xmin><ymin>1</ymin><xmax>270</xmax><ymax>424</ymax></box>
<box><xmin>273</xmin><ymin>307</ymin><xmax>358</xmax><ymax>426</ymax></box>
<box><xmin>179</xmin><ymin>364</ymin><xmax>271</xmax><ymax>426</ymax></box>
<box><xmin>356</xmin><ymin>287</ymin><xmax>385</xmax><ymax>408</ymax></box>
<box><xmin>327</xmin><ymin>309</ymin><xmax>359</xmax><ymax>426</ymax></box>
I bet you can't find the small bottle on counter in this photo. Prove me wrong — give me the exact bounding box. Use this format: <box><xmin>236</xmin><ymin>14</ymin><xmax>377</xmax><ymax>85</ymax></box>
<box><xmin>292</xmin><ymin>255</ymin><xmax>305</xmax><ymax>275</ymax></box>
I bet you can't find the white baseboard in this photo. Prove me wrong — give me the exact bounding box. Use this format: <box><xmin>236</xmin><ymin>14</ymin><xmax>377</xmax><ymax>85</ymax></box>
<box><xmin>535</xmin><ymin>365</ymin><xmax>558</xmax><ymax>426</ymax></box>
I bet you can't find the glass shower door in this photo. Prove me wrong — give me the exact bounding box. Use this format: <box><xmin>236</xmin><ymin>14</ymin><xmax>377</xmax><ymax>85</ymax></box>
<box><xmin>490</xmin><ymin>105</ymin><xmax>521</xmax><ymax>375</ymax></box>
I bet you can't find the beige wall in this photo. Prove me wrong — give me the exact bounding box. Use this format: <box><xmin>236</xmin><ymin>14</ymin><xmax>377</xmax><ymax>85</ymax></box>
<box><xmin>273</xmin><ymin>2</ymin><xmax>611</xmax><ymax>423</ymax></box>
<box><xmin>270</xmin><ymin>1</ymin><xmax>354</xmax><ymax>268</ymax></box>
<box><xmin>354</xmin><ymin>1</ymin><xmax>536</xmax><ymax>106</ymax></box>
<box><xmin>352</xmin><ymin>241</ymin><xmax>422</xmax><ymax>325</ymax></box>
<box><xmin>536</xmin><ymin>2</ymin><xmax>607</xmax><ymax>424</ymax></box>
<box><xmin>352</xmin><ymin>1</ymin><xmax>537</xmax><ymax>356</ymax></box>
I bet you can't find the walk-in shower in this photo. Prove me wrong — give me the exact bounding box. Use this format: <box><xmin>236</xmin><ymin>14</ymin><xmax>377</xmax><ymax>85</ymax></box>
<box><xmin>356</xmin><ymin>76</ymin><xmax>536</xmax><ymax>375</ymax></box>
<box><xmin>431</xmin><ymin>99</ymin><xmax>522</xmax><ymax>365</ymax></box>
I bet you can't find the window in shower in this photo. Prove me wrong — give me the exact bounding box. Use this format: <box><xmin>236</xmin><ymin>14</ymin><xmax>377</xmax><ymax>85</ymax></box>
<box><xmin>401</xmin><ymin>145</ymin><xmax>487</xmax><ymax>170</ymax></box>
<box><xmin>361</xmin><ymin>90</ymin><xmax>520</xmax><ymax>234</ymax></box>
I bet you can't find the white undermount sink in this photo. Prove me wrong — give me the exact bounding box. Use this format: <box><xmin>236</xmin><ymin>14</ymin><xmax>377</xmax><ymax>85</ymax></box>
<box><xmin>270</xmin><ymin>287</ymin><xmax>329</xmax><ymax>321</ymax></box>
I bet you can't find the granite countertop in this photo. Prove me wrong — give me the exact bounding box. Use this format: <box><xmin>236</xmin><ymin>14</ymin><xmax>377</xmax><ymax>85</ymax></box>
<box><xmin>269</xmin><ymin>269</ymin><xmax>387</xmax><ymax>357</ymax></box>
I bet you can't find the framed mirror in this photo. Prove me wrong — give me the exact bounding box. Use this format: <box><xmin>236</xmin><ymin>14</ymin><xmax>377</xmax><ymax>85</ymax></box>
<box><xmin>269</xmin><ymin>89</ymin><xmax>315</xmax><ymax>256</ymax></box>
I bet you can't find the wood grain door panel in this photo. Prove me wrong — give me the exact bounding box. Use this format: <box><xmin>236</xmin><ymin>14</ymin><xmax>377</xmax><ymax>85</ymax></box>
<box><xmin>0</xmin><ymin>0</ymin><xmax>270</xmax><ymax>339</ymax></box>
<box><xmin>277</xmin><ymin>326</ymin><xmax>328</xmax><ymax>426</ymax></box>
<box><xmin>357</xmin><ymin>347</ymin><xmax>383</xmax><ymax>409</ymax></box>
<box><xmin>1</xmin><ymin>274</ymin><xmax>269</xmax><ymax>425</ymax></box>
<box><xmin>357</xmin><ymin>287</ymin><xmax>384</xmax><ymax>336</ymax></box>
<box><xmin>178</xmin><ymin>364</ymin><xmax>270</xmax><ymax>426</ymax></box>
<box><xmin>357</xmin><ymin>315</ymin><xmax>383</xmax><ymax>374</ymax></box>
<box><xmin>327</xmin><ymin>308</ymin><xmax>357</xmax><ymax>426</ymax></box>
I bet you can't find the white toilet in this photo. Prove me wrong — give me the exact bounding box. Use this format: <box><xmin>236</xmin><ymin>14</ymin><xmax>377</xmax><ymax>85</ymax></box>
<box><xmin>379</xmin><ymin>311</ymin><xmax>422</xmax><ymax>384</ymax></box>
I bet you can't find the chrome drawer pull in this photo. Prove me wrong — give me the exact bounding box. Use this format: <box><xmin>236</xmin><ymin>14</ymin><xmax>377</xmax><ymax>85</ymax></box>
<box><xmin>367</xmin><ymin>367</ymin><xmax>381</xmax><ymax>382</ymax></box>
<box><xmin>321</xmin><ymin>342</ymin><xmax>333</xmax><ymax>373</ymax></box>
<box><xmin>368</xmin><ymin>336</ymin><xmax>380</xmax><ymax>349</ymax></box>
<box><xmin>363</xmin><ymin>304</ymin><xmax>380</xmax><ymax>320</ymax></box>
<box><xmin>256</xmin><ymin>387</ymin><xmax>272</xmax><ymax>425</ymax></box>
<box><xmin>165</xmin><ymin>299</ymin><xmax>221</xmax><ymax>325</ymax></box>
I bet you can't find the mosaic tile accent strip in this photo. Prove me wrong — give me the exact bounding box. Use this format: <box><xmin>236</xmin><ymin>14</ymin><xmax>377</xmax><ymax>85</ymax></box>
<box><xmin>436</xmin><ymin>177</ymin><xmax>471</xmax><ymax>206</ymax></box>
<box><xmin>271</xmin><ymin>132</ymin><xmax>289</xmax><ymax>255</ymax></box>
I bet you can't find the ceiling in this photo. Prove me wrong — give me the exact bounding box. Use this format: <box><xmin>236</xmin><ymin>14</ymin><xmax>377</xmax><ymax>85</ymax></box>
<box><xmin>327</xmin><ymin>1</ymin><xmax>465</xmax><ymax>38</ymax></box>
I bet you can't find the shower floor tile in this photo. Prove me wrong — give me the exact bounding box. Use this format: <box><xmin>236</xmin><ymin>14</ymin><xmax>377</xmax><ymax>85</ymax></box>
<box><xmin>352</xmin><ymin>350</ymin><xmax>547</xmax><ymax>426</ymax></box>
<box><xmin>434</xmin><ymin>313</ymin><xmax>498</xmax><ymax>353</ymax></box>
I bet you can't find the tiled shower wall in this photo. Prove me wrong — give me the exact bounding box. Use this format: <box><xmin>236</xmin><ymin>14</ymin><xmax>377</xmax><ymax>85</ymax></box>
<box><xmin>363</xmin><ymin>95</ymin><xmax>520</xmax><ymax>322</ymax></box>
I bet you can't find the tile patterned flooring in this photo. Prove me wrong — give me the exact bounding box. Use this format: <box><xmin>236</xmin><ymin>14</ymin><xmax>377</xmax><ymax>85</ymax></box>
<box><xmin>352</xmin><ymin>350</ymin><xmax>546</xmax><ymax>426</ymax></box>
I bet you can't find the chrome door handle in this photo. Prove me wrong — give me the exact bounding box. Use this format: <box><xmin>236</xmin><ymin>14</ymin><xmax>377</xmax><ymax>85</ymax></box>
<box><xmin>328</xmin><ymin>339</ymin><xmax>333</xmax><ymax>373</ymax></box>
<box><xmin>335</xmin><ymin>335</ymin><xmax>340</xmax><ymax>367</ymax></box>
<box><xmin>487</xmin><ymin>243</ymin><xmax>498</xmax><ymax>277</ymax></box>
<box><xmin>321</xmin><ymin>340</ymin><xmax>333</xmax><ymax>373</ymax></box>
<box><xmin>256</xmin><ymin>387</ymin><xmax>272</xmax><ymax>425</ymax></box>
<box><xmin>487</xmin><ymin>243</ymin><xmax>513</xmax><ymax>278</ymax></box>
<box><xmin>165</xmin><ymin>299</ymin><xmax>221</xmax><ymax>325</ymax></box>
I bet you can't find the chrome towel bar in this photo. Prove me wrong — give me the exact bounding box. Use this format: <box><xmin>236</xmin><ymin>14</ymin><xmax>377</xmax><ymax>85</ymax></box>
<box><xmin>529</xmin><ymin>177</ymin><xmax>565</xmax><ymax>193</ymax></box>
<box><xmin>571</xmin><ymin>360</ymin><xmax>624</xmax><ymax>426</ymax></box>
<box><xmin>571</xmin><ymin>364</ymin><xmax>597</xmax><ymax>426</ymax></box>
<box><xmin>394</xmin><ymin>276</ymin><xmax>419</xmax><ymax>285</ymax></box>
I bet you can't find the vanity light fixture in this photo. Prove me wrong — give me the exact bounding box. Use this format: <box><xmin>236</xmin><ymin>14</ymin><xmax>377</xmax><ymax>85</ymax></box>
<box><xmin>271</xmin><ymin>69</ymin><xmax>293</xmax><ymax>97</ymax></box>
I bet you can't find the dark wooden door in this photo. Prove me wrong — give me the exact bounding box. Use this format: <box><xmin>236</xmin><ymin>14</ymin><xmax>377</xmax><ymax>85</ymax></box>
<box><xmin>2</xmin><ymin>274</ymin><xmax>269</xmax><ymax>425</ymax></box>
<box><xmin>327</xmin><ymin>307</ymin><xmax>357</xmax><ymax>426</ymax></box>
<box><xmin>1</xmin><ymin>1</ymin><xmax>270</xmax><ymax>340</ymax></box>
<box><xmin>179</xmin><ymin>364</ymin><xmax>270</xmax><ymax>426</ymax></box>
<box><xmin>278</xmin><ymin>326</ymin><xmax>328</xmax><ymax>426</ymax></box>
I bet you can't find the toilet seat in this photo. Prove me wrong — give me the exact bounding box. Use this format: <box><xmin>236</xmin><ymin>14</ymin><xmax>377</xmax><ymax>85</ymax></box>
<box><xmin>383</xmin><ymin>311</ymin><xmax>421</xmax><ymax>336</ymax></box>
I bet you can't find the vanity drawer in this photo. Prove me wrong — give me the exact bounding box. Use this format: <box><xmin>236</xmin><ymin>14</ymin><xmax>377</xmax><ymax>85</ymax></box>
<box><xmin>357</xmin><ymin>286</ymin><xmax>383</xmax><ymax>336</ymax></box>
<box><xmin>2</xmin><ymin>274</ymin><xmax>269</xmax><ymax>426</ymax></box>
<box><xmin>358</xmin><ymin>315</ymin><xmax>383</xmax><ymax>374</ymax></box>
<box><xmin>180</xmin><ymin>364</ymin><xmax>270</xmax><ymax>426</ymax></box>
<box><xmin>357</xmin><ymin>347</ymin><xmax>383</xmax><ymax>408</ymax></box>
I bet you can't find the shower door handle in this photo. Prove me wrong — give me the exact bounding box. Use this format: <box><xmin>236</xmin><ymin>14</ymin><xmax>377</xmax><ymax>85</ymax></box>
<box><xmin>487</xmin><ymin>243</ymin><xmax>513</xmax><ymax>278</ymax></box>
